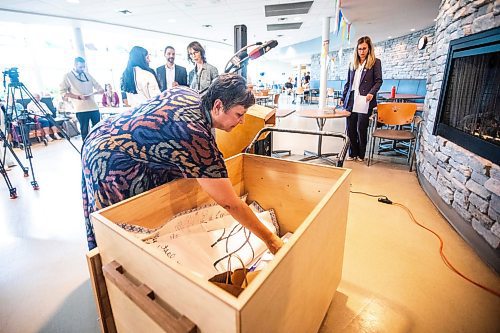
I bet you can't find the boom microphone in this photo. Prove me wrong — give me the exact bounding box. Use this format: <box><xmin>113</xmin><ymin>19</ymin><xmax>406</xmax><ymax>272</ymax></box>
<box><xmin>227</xmin><ymin>42</ymin><xmax>263</xmax><ymax>69</ymax></box>
<box><xmin>248</xmin><ymin>40</ymin><xmax>278</xmax><ymax>60</ymax></box>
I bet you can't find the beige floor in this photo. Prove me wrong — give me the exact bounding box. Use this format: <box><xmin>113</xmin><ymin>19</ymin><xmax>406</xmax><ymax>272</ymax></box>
<box><xmin>0</xmin><ymin>102</ymin><xmax>499</xmax><ymax>333</ymax></box>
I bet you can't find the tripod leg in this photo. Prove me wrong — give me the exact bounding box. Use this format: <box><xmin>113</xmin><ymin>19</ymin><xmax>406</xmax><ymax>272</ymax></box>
<box><xmin>2</xmin><ymin>99</ymin><xmax>28</xmax><ymax>176</ymax></box>
<box><xmin>4</xmin><ymin>140</ymin><xmax>29</xmax><ymax>177</ymax></box>
<box><xmin>20</xmin><ymin>126</ymin><xmax>39</xmax><ymax>189</ymax></box>
<box><xmin>0</xmin><ymin>157</ymin><xmax>18</xmax><ymax>199</ymax></box>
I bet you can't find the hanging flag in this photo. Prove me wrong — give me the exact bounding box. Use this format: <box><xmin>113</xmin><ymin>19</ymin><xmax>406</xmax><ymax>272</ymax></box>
<box><xmin>333</xmin><ymin>0</ymin><xmax>340</xmax><ymax>33</ymax></box>
<box><xmin>336</xmin><ymin>10</ymin><xmax>343</xmax><ymax>35</ymax></box>
<box><xmin>321</xmin><ymin>39</ymin><xmax>330</xmax><ymax>59</ymax></box>
<box><xmin>341</xmin><ymin>18</ymin><xmax>346</xmax><ymax>42</ymax></box>
<box><xmin>347</xmin><ymin>23</ymin><xmax>351</xmax><ymax>41</ymax></box>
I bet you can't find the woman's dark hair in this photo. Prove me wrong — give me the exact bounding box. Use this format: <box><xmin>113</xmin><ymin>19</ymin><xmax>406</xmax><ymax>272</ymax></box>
<box><xmin>187</xmin><ymin>41</ymin><xmax>207</xmax><ymax>64</ymax></box>
<box><xmin>201</xmin><ymin>73</ymin><xmax>255</xmax><ymax>114</ymax></box>
<box><xmin>121</xmin><ymin>46</ymin><xmax>159</xmax><ymax>94</ymax></box>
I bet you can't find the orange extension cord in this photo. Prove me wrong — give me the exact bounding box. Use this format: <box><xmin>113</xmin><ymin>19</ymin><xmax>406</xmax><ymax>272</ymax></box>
<box><xmin>350</xmin><ymin>191</ymin><xmax>500</xmax><ymax>299</ymax></box>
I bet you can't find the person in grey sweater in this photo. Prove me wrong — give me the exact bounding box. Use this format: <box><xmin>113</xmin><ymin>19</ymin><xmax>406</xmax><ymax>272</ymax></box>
<box><xmin>187</xmin><ymin>41</ymin><xmax>219</xmax><ymax>93</ymax></box>
<box><xmin>60</xmin><ymin>57</ymin><xmax>104</xmax><ymax>140</ymax></box>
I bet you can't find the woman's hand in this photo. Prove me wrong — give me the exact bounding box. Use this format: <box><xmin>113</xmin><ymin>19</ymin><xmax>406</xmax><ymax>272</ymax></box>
<box><xmin>266</xmin><ymin>233</ymin><xmax>284</xmax><ymax>254</ymax></box>
<box><xmin>366</xmin><ymin>93</ymin><xmax>374</xmax><ymax>102</ymax></box>
<box><xmin>197</xmin><ymin>178</ymin><xmax>284</xmax><ymax>254</ymax></box>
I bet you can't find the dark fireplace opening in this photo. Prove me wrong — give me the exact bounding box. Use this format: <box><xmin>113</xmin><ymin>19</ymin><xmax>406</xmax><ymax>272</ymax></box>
<box><xmin>434</xmin><ymin>27</ymin><xmax>500</xmax><ymax>165</ymax></box>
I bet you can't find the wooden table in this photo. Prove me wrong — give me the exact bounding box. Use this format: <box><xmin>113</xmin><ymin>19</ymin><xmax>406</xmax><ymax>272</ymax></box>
<box><xmin>254</xmin><ymin>95</ymin><xmax>271</xmax><ymax>106</ymax></box>
<box><xmin>275</xmin><ymin>108</ymin><xmax>296</xmax><ymax>118</ymax></box>
<box><xmin>296</xmin><ymin>108</ymin><xmax>351</xmax><ymax>164</ymax></box>
<box><xmin>99</xmin><ymin>106</ymin><xmax>133</xmax><ymax>118</ymax></box>
<box><xmin>378</xmin><ymin>93</ymin><xmax>425</xmax><ymax>102</ymax></box>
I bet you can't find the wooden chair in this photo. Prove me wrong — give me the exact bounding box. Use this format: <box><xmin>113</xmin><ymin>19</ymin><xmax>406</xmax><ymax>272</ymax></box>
<box><xmin>272</xmin><ymin>93</ymin><xmax>280</xmax><ymax>108</ymax></box>
<box><xmin>261</xmin><ymin>90</ymin><xmax>270</xmax><ymax>106</ymax></box>
<box><xmin>295</xmin><ymin>86</ymin><xmax>305</xmax><ymax>104</ymax></box>
<box><xmin>367</xmin><ymin>103</ymin><xmax>419</xmax><ymax>171</ymax></box>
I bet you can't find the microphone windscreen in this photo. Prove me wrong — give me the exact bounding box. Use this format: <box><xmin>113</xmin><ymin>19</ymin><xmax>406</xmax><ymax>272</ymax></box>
<box><xmin>267</xmin><ymin>40</ymin><xmax>278</xmax><ymax>48</ymax></box>
<box><xmin>249</xmin><ymin>47</ymin><xmax>264</xmax><ymax>60</ymax></box>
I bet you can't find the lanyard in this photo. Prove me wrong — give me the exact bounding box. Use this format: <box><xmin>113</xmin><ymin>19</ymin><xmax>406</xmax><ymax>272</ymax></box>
<box><xmin>196</xmin><ymin>67</ymin><xmax>205</xmax><ymax>91</ymax></box>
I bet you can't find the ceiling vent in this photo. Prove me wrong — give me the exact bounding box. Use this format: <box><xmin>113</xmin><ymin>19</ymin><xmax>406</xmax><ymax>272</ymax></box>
<box><xmin>265</xmin><ymin>1</ymin><xmax>313</xmax><ymax>17</ymax></box>
<box><xmin>267</xmin><ymin>23</ymin><xmax>302</xmax><ymax>31</ymax></box>
<box><xmin>117</xmin><ymin>9</ymin><xmax>132</xmax><ymax>15</ymax></box>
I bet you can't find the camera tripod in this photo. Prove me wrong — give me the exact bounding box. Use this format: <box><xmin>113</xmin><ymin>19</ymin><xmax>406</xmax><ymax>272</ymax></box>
<box><xmin>0</xmin><ymin>126</ymin><xmax>29</xmax><ymax>198</ymax></box>
<box><xmin>3</xmin><ymin>80</ymin><xmax>80</xmax><ymax>192</ymax></box>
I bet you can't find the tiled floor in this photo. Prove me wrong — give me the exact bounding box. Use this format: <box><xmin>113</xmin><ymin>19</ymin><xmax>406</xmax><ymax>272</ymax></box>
<box><xmin>1</xmin><ymin>102</ymin><xmax>499</xmax><ymax>332</ymax></box>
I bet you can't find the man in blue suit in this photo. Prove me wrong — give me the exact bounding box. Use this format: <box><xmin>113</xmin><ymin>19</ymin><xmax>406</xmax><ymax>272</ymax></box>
<box><xmin>156</xmin><ymin>46</ymin><xmax>188</xmax><ymax>91</ymax></box>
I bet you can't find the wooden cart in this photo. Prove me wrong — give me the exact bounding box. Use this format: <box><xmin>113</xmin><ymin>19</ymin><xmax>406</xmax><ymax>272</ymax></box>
<box><xmin>87</xmin><ymin>153</ymin><xmax>351</xmax><ymax>333</ymax></box>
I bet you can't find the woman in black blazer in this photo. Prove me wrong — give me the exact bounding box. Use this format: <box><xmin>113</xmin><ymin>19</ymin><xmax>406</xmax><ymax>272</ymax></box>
<box><xmin>340</xmin><ymin>36</ymin><xmax>383</xmax><ymax>161</ymax></box>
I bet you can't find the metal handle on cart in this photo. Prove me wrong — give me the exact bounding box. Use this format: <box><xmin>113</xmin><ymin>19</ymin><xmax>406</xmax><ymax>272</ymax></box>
<box><xmin>245</xmin><ymin>127</ymin><xmax>350</xmax><ymax>167</ymax></box>
<box><xmin>102</xmin><ymin>260</ymin><xmax>197</xmax><ymax>333</ymax></box>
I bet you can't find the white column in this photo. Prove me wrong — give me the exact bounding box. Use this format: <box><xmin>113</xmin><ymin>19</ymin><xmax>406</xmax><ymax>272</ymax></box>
<box><xmin>73</xmin><ymin>26</ymin><xmax>86</xmax><ymax>59</ymax></box>
<box><xmin>319</xmin><ymin>17</ymin><xmax>331</xmax><ymax>110</ymax></box>
<box><xmin>297</xmin><ymin>66</ymin><xmax>302</xmax><ymax>87</ymax></box>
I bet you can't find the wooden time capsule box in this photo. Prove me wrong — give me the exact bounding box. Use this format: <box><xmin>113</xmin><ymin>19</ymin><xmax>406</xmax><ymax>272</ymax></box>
<box><xmin>87</xmin><ymin>153</ymin><xmax>351</xmax><ymax>333</ymax></box>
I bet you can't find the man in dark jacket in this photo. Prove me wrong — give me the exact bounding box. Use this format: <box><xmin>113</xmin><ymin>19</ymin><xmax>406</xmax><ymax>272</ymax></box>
<box><xmin>156</xmin><ymin>46</ymin><xmax>188</xmax><ymax>91</ymax></box>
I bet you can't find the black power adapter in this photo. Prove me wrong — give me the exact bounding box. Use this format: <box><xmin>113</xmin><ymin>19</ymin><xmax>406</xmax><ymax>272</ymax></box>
<box><xmin>378</xmin><ymin>197</ymin><xmax>393</xmax><ymax>205</ymax></box>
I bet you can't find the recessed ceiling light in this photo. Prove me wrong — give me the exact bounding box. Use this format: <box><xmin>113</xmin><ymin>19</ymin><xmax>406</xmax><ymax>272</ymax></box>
<box><xmin>277</xmin><ymin>34</ymin><xmax>284</xmax><ymax>37</ymax></box>
<box><xmin>278</xmin><ymin>17</ymin><xmax>287</xmax><ymax>21</ymax></box>
<box><xmin>222</xmin><ymin>38</ymin><xmax>227</xmax><ymax>42</ymax></box>
<box><xmin>117</xmin><ymin>9</ymin><xmax>132</xmax><ymax>15</ymax></box>
<box><xmin>411</xmin><ymin>28</ymin><xmax>415</xmax><ymax>31</ymax></box>
<box><xmin>433</xmin><ymin>18</ymin><xmax>437</xmax><ymax>21</ymax></box>
<box><xmin>387</xmin><ymin>36</ymin><xmax>393</xmax><ymax>39</ymax></box>
<box><xmin>202</xmin><ymin>24</ymin><xmax>212</xmax><ymax>28</ymax></box>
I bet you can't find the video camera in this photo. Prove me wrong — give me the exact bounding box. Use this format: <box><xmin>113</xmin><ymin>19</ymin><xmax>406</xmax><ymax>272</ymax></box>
<box><xmin>2</xmin><ymin>67</ymin><xmax>20</xmax><ymax>84</ymax></box>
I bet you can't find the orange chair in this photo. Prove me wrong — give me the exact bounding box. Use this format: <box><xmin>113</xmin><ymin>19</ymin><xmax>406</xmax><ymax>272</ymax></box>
<box><xmin>367</xmin><ymin>103</ymin><xmax>419</xmax><ymax>171</ymax></box>
<box><xmin>294</xmin><ymin>86</ymin><xmax>305</xmax><ymax>104</ymax></box>
<box><xmin>272</xmin><ymin>93</ymin><xmax>280</xmax><ymax>108</ymax></box>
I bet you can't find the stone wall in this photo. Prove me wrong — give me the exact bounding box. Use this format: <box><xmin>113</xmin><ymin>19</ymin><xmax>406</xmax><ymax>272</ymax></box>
<box><xmin>418</xmin><ymin>0</ymin><xmax>500</xmax><ymax>249</ymax></box>
<box><xmin>310</xmin><ymin>26</ymin><xmax>435</xmax><ymax>80</ymax></box>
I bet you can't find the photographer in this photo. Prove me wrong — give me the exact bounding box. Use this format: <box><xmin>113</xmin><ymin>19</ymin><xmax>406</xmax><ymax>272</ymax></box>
<box><xmin>27</xmin><ymin>94</ymin><xmax>61</xmax><ymax>142</ymax></box>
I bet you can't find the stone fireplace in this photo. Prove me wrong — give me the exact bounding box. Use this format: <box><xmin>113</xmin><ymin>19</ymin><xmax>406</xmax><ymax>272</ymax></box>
<box><xmin>417</xmin><ymin>0</ymin><xmax>500</xmax><ymax>271</ymax></box>
<box><xmin>434</xmin><ymin>27</ymin><xmax>499</xmax><ymax>164</ymax></box>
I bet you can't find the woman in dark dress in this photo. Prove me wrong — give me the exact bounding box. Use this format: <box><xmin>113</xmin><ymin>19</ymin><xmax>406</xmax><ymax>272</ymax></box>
<box><xmin>340</xmin><ymin>36</ymin><xmax>383</xmax><ymax>161</ymax></box>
